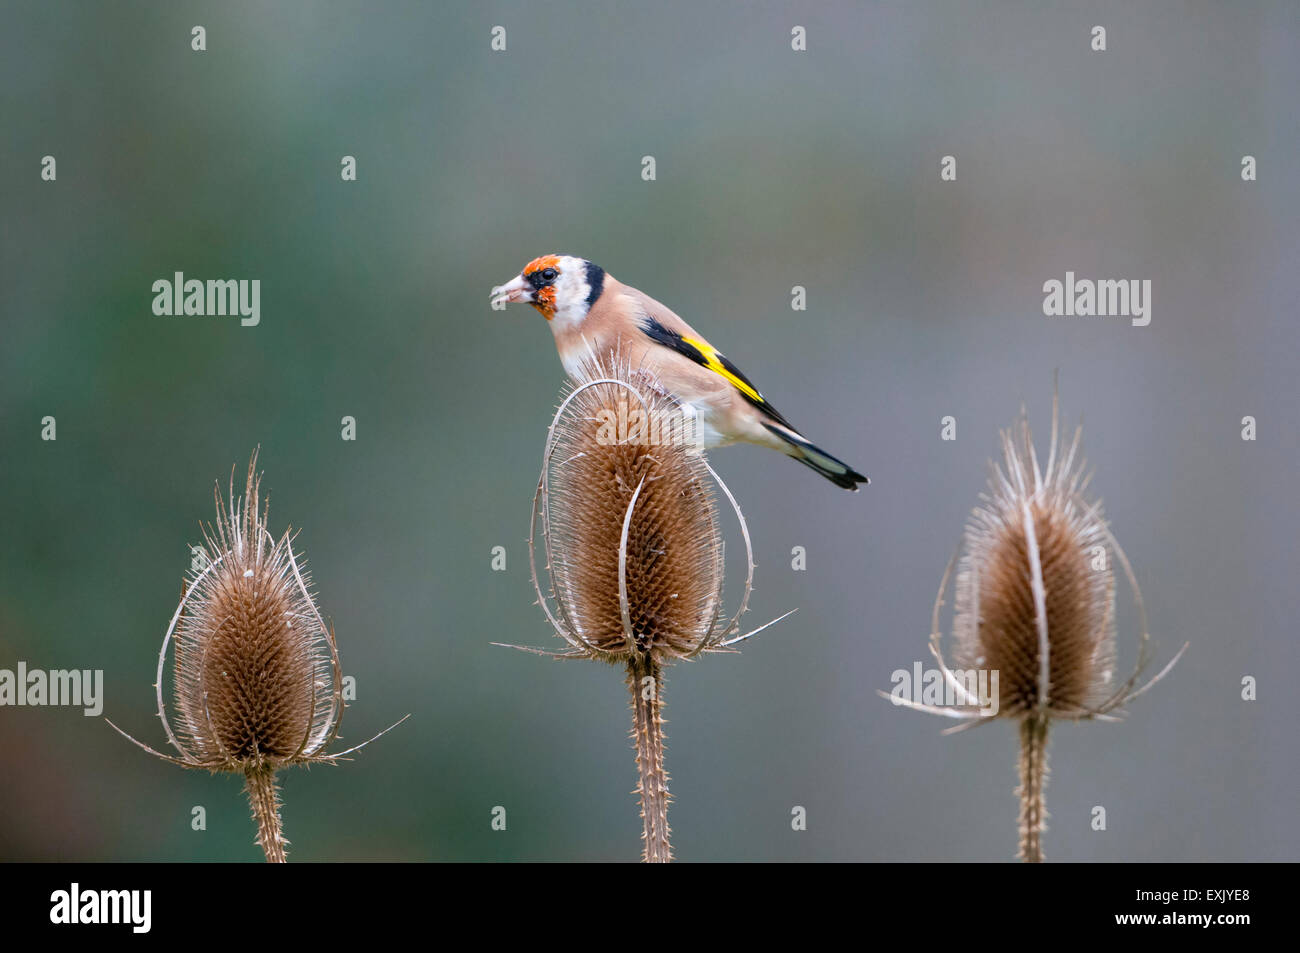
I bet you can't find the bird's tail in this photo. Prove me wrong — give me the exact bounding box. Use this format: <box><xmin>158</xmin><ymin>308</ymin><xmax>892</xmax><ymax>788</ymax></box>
<box><xmin>762</xmin><ymin>423</ymin><xmax>869</xmax><ymax>491</ymax></box>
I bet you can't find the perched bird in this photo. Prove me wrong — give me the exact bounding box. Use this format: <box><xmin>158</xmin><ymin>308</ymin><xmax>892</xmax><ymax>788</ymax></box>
<box><xmin>491</xmin><ymin>254</ymin><xmax>868</xmax><ymax>490</ymax></box>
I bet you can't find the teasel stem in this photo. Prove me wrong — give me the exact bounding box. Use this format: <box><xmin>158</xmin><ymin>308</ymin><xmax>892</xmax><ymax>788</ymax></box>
<box><xmin>1017</xmin><ymin>714</ymin><xmax>1050</xmax><ymax>863</ymax></box>
<box><xmin>244</xmin><ymin>764</ymin><xmax>287</xmax><ymax>863</ymax></box>
<box><xmin>628</xmin><ymin>657</ymin><xmax>671</xmax><ymax>863</ymax></box>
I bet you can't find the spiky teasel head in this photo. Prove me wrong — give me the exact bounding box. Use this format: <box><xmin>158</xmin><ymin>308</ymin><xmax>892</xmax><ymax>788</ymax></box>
<box><xmin>885</xmin><ymin>388</ymin><xmax>1185</xmax><ymax>861</ymax></box>
<box><xmin>169</xmin><ymin>452</ymin><xmax>342</xmax><ymax>769</ymax></box>
<box><xmin>895</xmin><ymin>390</ymin><xmax>1185</xmax><ymax>727</ymax></box>
<box><xmin>110</xmin><ymin>450</ymin><xmax>404</xmax><ymax>861</ymax></box>
<box><xmin>521</xmin><ymin>352</ymin><xmax>785</xmax><ymax>665</ymax></box>
<box><xmin>953</xmin><ymin>406</ymin><xmax>1120</xmax><ymax>719</ymax></box>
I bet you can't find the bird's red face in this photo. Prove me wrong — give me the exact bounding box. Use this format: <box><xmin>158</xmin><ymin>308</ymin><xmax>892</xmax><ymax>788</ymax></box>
<box><xmin>491</xmin><ymin>255</ymin><xmax>604</xmax><ymax>328</ymax></box>
<box><xmin>491</xmin><ymin>255</ymin><xmax>564</xmax><ymax>320</ymax></box>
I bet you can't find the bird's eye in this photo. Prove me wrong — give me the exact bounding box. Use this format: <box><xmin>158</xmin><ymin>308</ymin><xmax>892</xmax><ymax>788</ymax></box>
<box><xmin>541</xmin><ymin>268</ymin><xmax>558</xmax><ymax>282</ymax></box>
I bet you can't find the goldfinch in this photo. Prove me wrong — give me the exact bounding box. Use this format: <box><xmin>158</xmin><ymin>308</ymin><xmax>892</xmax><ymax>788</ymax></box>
<box><xmin>491</xmin><ymin>254</ymin><xmax>868</xmax><ymax>490</ymax></box>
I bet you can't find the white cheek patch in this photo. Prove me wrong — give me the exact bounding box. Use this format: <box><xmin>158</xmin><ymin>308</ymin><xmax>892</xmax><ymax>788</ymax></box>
<box><xmin>550</xmin><ymin>257</ymin><xmax>592</xmax><ymax>329</ymax></box>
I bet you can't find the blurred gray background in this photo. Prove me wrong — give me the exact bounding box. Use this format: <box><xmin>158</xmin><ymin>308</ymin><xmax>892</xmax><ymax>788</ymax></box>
<box><xmin>1</xmin><ymin>1</ymin><xmax>1296</xmax><ymax>861</ymax></box>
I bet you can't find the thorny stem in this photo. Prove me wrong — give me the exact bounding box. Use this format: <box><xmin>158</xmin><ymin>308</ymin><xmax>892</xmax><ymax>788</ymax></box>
<box><xmin>1017</xmin><ymin>715</ymin><xmax>1050</xmax><ymax>863</ymax></box>
<box><xmin>244</xmin><ymin>764</ymin><xmax>287</xmax><ymax>863</ymax></box>
<box><xmin>628</xmin><ymin>658</ymin><xmax>671</xmax><ymax>863</ymax></box>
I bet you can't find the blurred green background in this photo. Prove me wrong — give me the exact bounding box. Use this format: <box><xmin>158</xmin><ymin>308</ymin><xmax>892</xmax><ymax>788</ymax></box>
<box><xmin>1</xmin><ymin>1</ymin><xmax>1296</xmax><ymax>861</ymax></box>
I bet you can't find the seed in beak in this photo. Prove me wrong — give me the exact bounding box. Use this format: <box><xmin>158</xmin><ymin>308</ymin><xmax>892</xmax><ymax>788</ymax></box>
<box><xmin>490</xmin><ymin>278</ymin><xmax>531</xmax><ymax>308</ymax></box>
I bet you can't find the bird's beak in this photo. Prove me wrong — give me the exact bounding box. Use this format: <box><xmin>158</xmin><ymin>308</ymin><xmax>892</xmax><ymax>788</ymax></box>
<box><xmin>490</xmin><ymin>275</ymin><xmax>532</xmax><ymax>308</ymax></box>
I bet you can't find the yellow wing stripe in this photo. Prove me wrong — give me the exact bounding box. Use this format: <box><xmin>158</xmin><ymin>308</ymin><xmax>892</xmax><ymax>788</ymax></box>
<box><xmin>680</xmin><ymin>335</ymin><xmax>764</xmax><ymax>403</ymax></box>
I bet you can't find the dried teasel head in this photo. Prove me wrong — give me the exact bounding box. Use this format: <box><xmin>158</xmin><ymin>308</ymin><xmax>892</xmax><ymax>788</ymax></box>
<box><xmin>517</xmin><ymin>353</ymin><xmax>789</xmax><ymax>665</ymax></box>
<box><xmin>110</xmin><ymin>451</ymin><xmax>403</xmax><ymax>860</ymax></box>
<box><xmin>893</xmin><ymin>391</ymin><xmax>1185</xmax><ymax>728</ymax></box>
<box><xmin>954</xmin><ymin>402</ymin><xmax>1125</xmax><ymax>720</ymax></box>
<box><xmin>885</xmin><ymin>388</ymin><xmax>1185</xmax><ymax>861</ymax></box>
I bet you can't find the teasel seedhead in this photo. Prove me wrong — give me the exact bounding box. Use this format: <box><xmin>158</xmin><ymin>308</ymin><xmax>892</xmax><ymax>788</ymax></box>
<box><xmin>884</xmin><ymin>387</ymin><xmax>1185</xmax><ymax>861</ymax></box>
<box><xmin>514</xmin><ymin>352</ymin><xmax>790</xmax><ymax>666</ymax></box>
<box><xmin>500</xmin><ymin>353</ymin><xmax>790</xmax><ymax>861</ymax></box>
<box><xmin>110</xmin><ymin>450</ymin><xmax>405</xmax><ymax>861</ymax></box>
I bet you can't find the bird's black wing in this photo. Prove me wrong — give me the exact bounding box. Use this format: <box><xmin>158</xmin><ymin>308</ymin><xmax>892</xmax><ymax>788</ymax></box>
<box><xmin>638</xmin><ymin>316</ymin><xmax>797</xmax><ymax>430</ymax></box>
